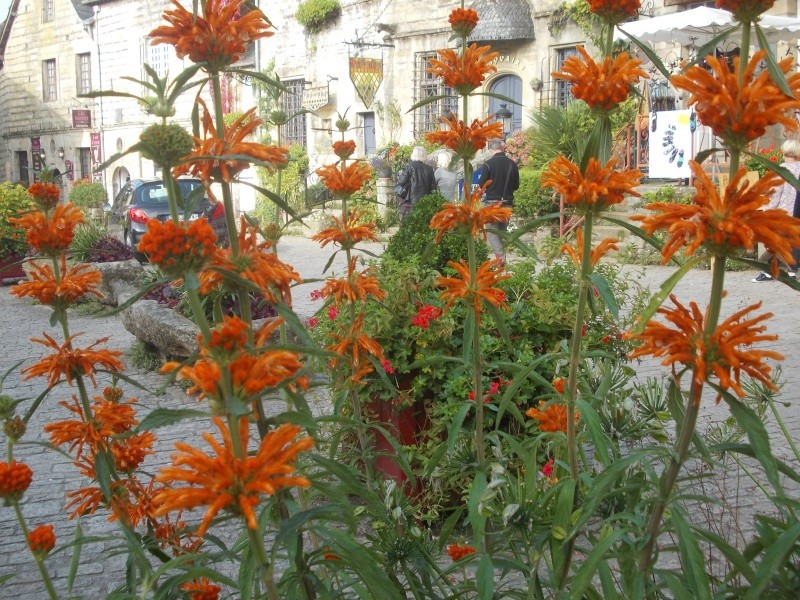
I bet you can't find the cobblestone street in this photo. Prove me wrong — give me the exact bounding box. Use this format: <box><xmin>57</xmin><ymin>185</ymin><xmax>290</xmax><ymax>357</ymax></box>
<box><xmin>1</xmin><ymin>237</ymin><xmax>798</xmax><ymax>597</ymax></box>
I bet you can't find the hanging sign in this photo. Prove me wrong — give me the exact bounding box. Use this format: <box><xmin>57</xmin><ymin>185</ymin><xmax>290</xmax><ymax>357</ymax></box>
<box><xmin>91</xmin><ymin>132</ymin><xmax>103</xmax><ymax>182</ymax></box>
<box><xmin>349</xmin><ymin>56</ymin><xmax>383</xmax><ymax>108</ymax></box>
<box><xmin>302</xmin><ymin>86</ymin><xmax>331</xmax><ymax>111</ymax></box>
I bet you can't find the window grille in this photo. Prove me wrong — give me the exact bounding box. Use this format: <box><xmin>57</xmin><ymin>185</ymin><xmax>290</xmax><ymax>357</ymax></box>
<box><xmin>281</xmin><ymin>79</ymin><xmax>307</xmax><ymax>147</ymax></box>
<box><xmin>43</xmin><ymin>59</ymin><xmax>57</xmax><ymax>101</ymax></box>
<box><xmin>77</xmin><ymin>53</ymin><xmax>91</xmax><ymax>95</ymax></box>
<box><xmin>555</xmin><ymin>47</ymin><xmax>578</xmax><ymax>107</ymax></box>
<box><xmin>413</xmin><ymin>51</ymin><xmax>458</xmax><ymax>139</ymax></box>
<box><xmin>42</xmin><ymin>0</ymin><xmax>54</xmax><ymax>23</ymax></box>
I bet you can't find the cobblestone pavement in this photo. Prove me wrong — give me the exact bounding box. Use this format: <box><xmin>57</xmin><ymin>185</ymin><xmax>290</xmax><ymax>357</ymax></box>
<box><xmin>0</xmin><ymin>238</ymin><xmax>798</xmax><ymax>597</ymax></box>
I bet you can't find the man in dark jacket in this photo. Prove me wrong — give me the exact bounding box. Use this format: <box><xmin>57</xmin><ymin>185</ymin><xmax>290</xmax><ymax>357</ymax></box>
<box><xmin>478</xmin><ymin>138</ymin><xmax>520</xmax><ymax>260</ymax></box>
<box><xmin>396</xmin><ymin>146</ymin><xmax>437</xmax><ymax>219</ymax></box>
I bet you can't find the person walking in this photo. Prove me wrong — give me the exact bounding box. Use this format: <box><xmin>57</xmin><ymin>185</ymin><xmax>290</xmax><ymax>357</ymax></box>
<box><xmin>434</xmin><ymin>152</ymin><xmax>458</xmax><ymax>203</ymax></box>
<box><xmin>752</xmin><ymin>138</ymin><xmax>800</xmax><ymax>282</ymax></box>
<box><xmin>478</xmin><ymin>138</ymin><xmax>520</xmax><ymax>260</ymax></box>
<box><xmin>396</xmin><ymin>146</ymin><xmax>437</xmax><ymax>219</ymax></box>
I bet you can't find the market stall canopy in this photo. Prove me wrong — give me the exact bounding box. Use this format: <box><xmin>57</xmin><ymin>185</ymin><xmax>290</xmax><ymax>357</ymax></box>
<box><xmin>614</xmin><ymin>6</ymin><xmax>800</xmax><ymax>47</ymax></box>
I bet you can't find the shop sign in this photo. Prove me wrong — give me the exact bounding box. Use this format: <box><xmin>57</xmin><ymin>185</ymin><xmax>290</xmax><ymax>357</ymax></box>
<box><xmin>349</xmin><ymin>56</ymin><xmax>383</xmax><ymax>108</ymax></box>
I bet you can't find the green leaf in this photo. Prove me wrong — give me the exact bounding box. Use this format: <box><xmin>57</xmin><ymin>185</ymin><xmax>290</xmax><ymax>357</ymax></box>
<box><xmin>672</xmin><ymin>508</ymin><xmax>712</xmax><ymax>600</ymax></box>
<box><xmin>550</xmin><ymin>479</ymin><xmax>576</xmax><ymax>579</ymax></box>
<box><xmin>407</xmin><ymin>94</ymin><xmax>446</xmax><ymax>113</ymax></box>
<box><xmin>743</xmin><ymin>521</ymin><xmax>800</xmax><ymax>600</ymax></box>
<box><xmin>468</xmin><ymin>472</ymin><xmax>488</xmax><ymax>540</ymax></box>
<box><xmin>617</xmin><ymin>31</ymin><xmax>671</xmax><ymax>80</ymax></box>
<box><xmin>447</xmin><ymin>403</ymin><xmax>472</xmax><ymax>455</ymax></box>
<box><xmin>570</xmin><ymin>529</ymin><xmax>624</xmax><ymax>598</ymax></box>
<box><xmin>477</xmin><ymin>552</ymin><xmax>494</xmax><ymax>600</ymax></box>
<box><xmin>742</xmin><ymin>150</ymin><xmax>800</xmax><ymax>190</ymax></box>
<box><xmin>694</xmin><ymin>147</ymin><xmax>722</xmax><ymax>165</ymax></box>
<box><xmin>577</xmin><ymin>399</ymin><xmax>611</xmax><ymax>468</ymax></box>
<box><xmin>589</xmin><ymin>272</ymin><xmax>619</xmax><ymax>319</ymax></box>
<box><xmin>693</xmin><ymin>527</ymin><xmax>755</xmax><ymax>583</ymax></box>
<box><xmin>135</xmin><ymin>408</ymin><xmax>209</xmax><ymax>432</ymax></box>
<box><xmin>67</xmin><ymin>520</ymin><xmax>83</xmax><ymax>592</ymax></box>
<box><xmin>755</xmin><ymin>23</ymin><xmax>793</xmax><ymax>96</ymax></box>
<box><xmin>710</xmin><ymin>442</ymin><xmax>800</xmax><ymax>484</ymax></box>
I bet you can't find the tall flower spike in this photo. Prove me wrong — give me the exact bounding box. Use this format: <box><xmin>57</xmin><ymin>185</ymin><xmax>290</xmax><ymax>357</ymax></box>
<box><xmin>552</xmin><ymin>46</ymin><xmax>648</xmax><ymax>113</ymax></box>
<box><xmin>27</xmin><ymin>182</ymin><xmax>61</xmax><ymax>210</ymax></box>
<box><xmin>153</xmin><ymin>417</ymin><xmax>313</xmax><ymax>536</ymax></box>
<box><xmin>137</xmin><ymin>217</ymin><xmax>217</xmax><ymax>276</ymax></box>
<box><xmin>632</xmin><ymin>162</ymin><xmax>800</xmax><ymax>264</ymax></box>
<box><xmin>315</xmin><ymin>161</ymin><xmax>373</xmax><ymax>198</ymax></box>
<box><xmin>587</xmin><ymin>0</ymin><xmax>641</xmax><ymax>24</ymax></box>
<box><xmin>429</xmin><ymin>185</ymin><xmax>512</xmax><ymax>242</ymax></box>
<box><xmin>716</xmin><ymin>0</ymin><xmax>775</xmax><ymax>22</ymax></box>
<box><xmin>437</xmin><ymin>258</ymin><xmax>510</xmax><ymax>317</ymax></box>
<box><xmin>311</xmin><ymin>208</ymin><xmax>380</xmax><ymax>249</ymax></box>
<box><xmin>23</xmin><ymin>333</ymin><xmax>124</xmax><ymax>387</ymax></box>
<box><xmin>10</xmin><ymin>203</ymin><xmax>84</xmax><ymax>256</ymax></box>
<box><xmin>541</xmin><ymin>156</ymin><xmax>642</xmax><ymax>212</ymax></box>
<box><xmin>671</xmin><ymin>50</ymin><xmax>800</xmax><ymax>151</ymax></box>
<box><xmin>449</xmin><ymin>8</ymin><xmax>479</xmax><ymax>37</ymax></box>
<box><xmin>425</xmin><ymin>115</ymin><xmax>505</xmax><ymax>161</ymax></box>
<box><xmin>150</xmin><ymin>0</ymin><xmax>274</xmax><ymax>72</ymax></box>
<box><xmin>427</xmin><ymin>43</ymin><xmax>499</xmax><ymax>96</ymax></box>
<box><xmin>12</xmin><ymin>256</ymin><xmax>103</xmax><ymax>306</ymax></box>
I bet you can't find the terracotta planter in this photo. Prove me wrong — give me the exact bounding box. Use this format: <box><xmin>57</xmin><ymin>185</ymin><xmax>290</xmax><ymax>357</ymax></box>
<box><xmin>0</xmin><ymin>254</ymin><xmax>26</xmax><ymax>283</ymax></box>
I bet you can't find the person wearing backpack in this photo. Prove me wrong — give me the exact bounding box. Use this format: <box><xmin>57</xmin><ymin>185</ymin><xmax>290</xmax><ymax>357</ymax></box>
<box><xmin>395</xmin><ymin>146</ymin><xmax>437</xmax><ymax>219</ymax></box>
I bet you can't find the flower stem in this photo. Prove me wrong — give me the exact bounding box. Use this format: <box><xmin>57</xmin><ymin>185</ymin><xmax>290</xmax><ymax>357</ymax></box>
<box><xmin>210</xmin><ymin>73</ymin><xmax>241</xmax><ymax>258</ymax></box>
<box><xmin>13</xmin><ymin>502</ymin><xmax>59</xmax><ymax>600</ymax></box>
<box><xmin>247</xmin><ymin>526</ymin><xmax>280</xmax><ymax>600</ymax></box>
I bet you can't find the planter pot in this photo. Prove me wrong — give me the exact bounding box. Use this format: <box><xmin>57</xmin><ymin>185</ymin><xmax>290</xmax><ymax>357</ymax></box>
<box><xmin>0</xmin><ymin>254</ymin><xmax>26</xmax><ymax>283</ymax></box>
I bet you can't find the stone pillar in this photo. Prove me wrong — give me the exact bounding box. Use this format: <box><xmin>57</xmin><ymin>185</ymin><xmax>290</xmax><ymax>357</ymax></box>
<box><xmin>377</xmin><ymin>177</ymin><xmax>393</xmax><ymax>218</ymax></box>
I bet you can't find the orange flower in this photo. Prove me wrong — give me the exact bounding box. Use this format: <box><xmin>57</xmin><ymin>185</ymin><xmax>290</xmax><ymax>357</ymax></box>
<box><xmin>326</xmin><ymin>312</ymin><xmax>385</xmax><ymax>384</ymax></box>
<box><xmin>588</xmin><ymin>0</ymin><xmax>641</xmax><ymax>23</ymax></box>
<box><xmin>447</xmin><ymin>544</ymin><xmax>477</xmax><ymax>561</ymax></box>
<box><xmin>716</xmin><ymin>0</ymin><xmax>774</xmax><ymax>22</ymax></box>
<box><xmin>27</xmin><ymin>524</ymin><xmax>56</xmax><ymax>556</ymax></box>
<box><xmin>137</xmin><ymin>217</ymin><xmax>217</xmax><ymax>275</ymax></box>
<box><xmin>23</xmin><ymin>333</ymin><xmax>124</xmax><ymax>387</ymax></box>
<box><xmin>150</xmin><ymin>0</ymin><xmax>273</xmax><ymax>72</ymax></box>
<box><xmin>425</xmin><ymin>114</ymin><xmax>505</xmax><ymax>160</ymax></box>
<box><xmin>541</xmin><ymin>156</ymin><xmax>642</xmax><ymax>211</ymax></box>
<box><xmin>200</xmin><ymin>217</ymin><xmax>302</xmax><ymax>303</ymax></box>
<box><xmin>174</xmin><ymin>103</ymin><xmax>289</xmax><ymax>183</ymax></box>
<box><xmin>430</xmin><ymin>186</ymin><xmax>512</xmax><ymax>242</ymax></box>
<box><xmin>427</xmin><ymin>43</ymin><xmax>499</xmax><ymax>96</ymax></box>
<box><xmin>632</xmin><ymin>162</ymin><xmax>800</xmax><ymax>264</ymax></box>
<box><xmin>315</xmin><ymin>161</ymin><xmax>372</xmax><ymax>197</ymax></box>
<box><xmin>629</xmin><ymin>295</ymin><xmax>782</xmax><ymax>399</ymax></box>
<box><xmin>27</xmin><ymin>182</ymin><xmax>60</xmax><ymax>209</ymax></box>
<box><xmin>560</xmin><ymin>228</ymin><xmax>619</xmax><ymax>267</ymax></box>
<box><xmin>437</xmin><ymin>258</ymin><xmax>510</xmax><ymax>316</ymax></box>
<box><xmin>321</xmin><ymin>257</ymin><xmax>386</xmax><ymax>304</ymax></box>
<box><xmin>10</xmin><ymin>203</ymin><xmax>84</xmax><ymax>255</ymax></box>
<box><xmin>526</xmin><ymin>401</ymin><xmax>576</xmax><ymax>433</ymax></box>
<box><xmin>0</xmin><ymin>460</ymin><xmax>33</xmax><ymax>500</ymax></box>
<box><xmin>65</xmin><ymin>472</ymin><xmax>155</xmax><ymax>525</ymax></box>
<box><xmin>552</xmin><ymin>377</ymin><xmax>565</xmax><ymax>394</ymax></box>
<box><xmin>671</xmin><ymin>50</ymin><xmax>800</xmax><ymax>150</ymax></box>
<box><xmin>181</xmin><ymin>577</ymin><xmax>222</xmax><ymax>600</ymax></box>
<box><xmin>449</xmin><ymin>8</ymin><xmax>479</xmax><ymax>37</ymax></box>
<box><xmin>311</xmin><ymin>208</ymin><xmax>380</xmax><ymax>249</ymax></box>
<box><xmin>332</xmin><ymin>140</ymin><xmax>356</xmax><ymax>160</ymax></box>
<box><xmin>12</xmin><ymin>256</ymin><xmax>102</xmax><ymax>306</ymax></box>
<box><xmin>153</xmin><ymin>417</ymin><xmax>313</xmax><ymax>536</ymax></box>
<box><xmin>552</xmin><ymin>46</ymin><xmax>647</xmax><ymax>113</ymax></box>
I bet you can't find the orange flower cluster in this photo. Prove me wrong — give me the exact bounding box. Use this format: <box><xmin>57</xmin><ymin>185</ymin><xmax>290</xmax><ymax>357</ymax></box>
<box><xmin>164</xmin><ymin>317</ymin><xmax>306</xmax><ymax>407</ymax></box>
<box><xmin>541</xmin><ymin>156</ymin><xmax>642</xmax><ymax>211</ymax></box>
<box><xmin>200</xmin><ymin>217</ymin><xmax>302</xmax><ymax>304</ymax></box>
<box><xmin>561</xmin><ymin>228</ymin><xmax>620</xmax><ymax>268</ymax></box>
<box><xmin>526</xmin><ymin>401</ymin><xmax>577</xmax><ymax>433</ymax></box>
<box><xmin>671</xmin><ymin>51</ymin><xmax>800</xmax><ymax>150</ymax></box>
<box><xmin>181</xmin><ymin>577</ymin><xmax>222</xmax><ymax>600</ymax></box>
<box><xmin>174</xmin><ymin>103</ymin><xmax>288</xmax><ymax>184</ymax></box>
<box><xmin>12</xmin><ymin>256</ymin><xmax>102</xmax><ymax>307</ymax></box>
<box><xmin>333</xmin><ymin>140</ymin><xmax>356</xmax><ymax>160</ymax></box>
<box><xmin>552</xmin><ymin>47</ymin><xmax>647</xmax><ymax>112</ymax></box>
<box><xmin>311</xmin><ymin>208</ymin><xmax>380</xmax><ymax>250</ymax></box>
<box><xmin>427</xmin><ymin>44</ymin><xmax>499</xmax><ymax>96</ymax></box>
<box><xmin>10</xmin><ymin>202</ymin><xmax>84</xmax><ymax>256</ymax></box>
<box><xmin>429</xmin><ymin>186</ymin><xmax>512</xmax><ymax>241</ymax></box>
<box><xmin>633</xmin><ymin>162</ymin><xmax>800</xmax><ymax>265</ymax></box>
<box><xmin>447</xmin><ymin>543</ymin><xmax>477</xmax><ymax>561</ymax></box>
<box><xmin>587</xmin><ymin>0</ymin><xmax>641</xmax><ymax>23</ymax></box>
<box><xmin>23</xmin><ymin>332</ymin><xmax>123</xmax><ymax>387</ymax></box>
<box><xmin>425</xmin><ymin>114</ymin><xmax>504</xmax><ymax>161</ymax></box>
<box><xmin>437</xmin><ymin>258</ymin><xmax>510</xmax><ymax>317</ymax></box>
<box><xmin>153</xmin><ymin>417</ymin><xmax>313</xmax><ymax>536</ymax></box>
<box><xmin>0</xmin><ymin>460</ymin><xmax>33</xmax><ymax>500</ymax></box>
<box><xmin>66</xmin><ymin>472</ymin><xmax>155</xmax><ymax>526</ymax></box>
<box><xmin>449</xmin><ymin>8</ymin><xmax>479</xmax><ymax>37</ymax></box>
<box><xmin>150</xmin><ymin>0</ymin><xmax>273</xmax><ymax>72</ymax></box>
<box><xmin>326</xmin><ymin>312</ymin><xmax>385</xmax><ymax>384</ymax></box>
<box><xmin>27</xmin><ymin>524</ymin><xmax>56</xmax><ymax>555</ymax></box>
<box><xmin>716</xmin><ymin>0</ymin><xmax>774</xmax><ymax>22</ymax></box>
<box><xmin>315</xmin><ymin>161</ymin><xmax>373</xmax><ymax>197</ymax></box>
<box><xmin>629</xmin><ymin>295</ymin><xmax>782</xmax><ymax>398</ymax></box>
<box><xmin>137</xmin><ymin>217</ymin><xmax>217</xmax><ymax>275</ymax></box>
<box><xmin>322</xmin><ymin>257</ymin><xmax>386</xmax><ymax>304</ymax></box>
<box><xmin>27</xmin><ymin>182</ymin><xmax>60</xmax><ymax>209</ymax></box>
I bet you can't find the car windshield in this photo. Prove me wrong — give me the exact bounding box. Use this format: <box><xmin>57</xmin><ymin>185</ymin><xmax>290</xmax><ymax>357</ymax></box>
<box><xmin>136</xmin><ymin>180</ymin><xmax>203</xmax><ymax>205</ymax></box>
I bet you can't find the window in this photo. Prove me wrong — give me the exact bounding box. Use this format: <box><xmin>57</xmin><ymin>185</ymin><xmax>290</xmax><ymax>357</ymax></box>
<box><xmin>554</xmin><ymin>47</ymin><xmax>578</xmax><ymax>107</ymax></box>
<box><xmin>78</xmin><ymin>148</ymin><xmax>91</xmax><ymax>180</ymax></box>
<box><xmin>43</xmin><ymin>59</ymin><xmax>57</xmax><ymax>101</ymax></box>
<box><xmin>148</xmin><ymin>43</ymin><xmax>171</xmax><ymax>78</ymax></box>
<box><xmin>76</xmin><ymin>53</ymin><xmax>91</xmax><ymax>95</ymax></box>
<box><xmin>281</xmin><ymin>79</ymin><xmax>307</xmax><ymax>147</ymax></box>
<box><xmin>42</xmin><ymin>0</ymin><xmax>54</xmax><ymax>23</ymax></box>
<box><xmin>413</xmin><ymin>51</ymin><xmax>458</xmax><ymax>138</ymax></box>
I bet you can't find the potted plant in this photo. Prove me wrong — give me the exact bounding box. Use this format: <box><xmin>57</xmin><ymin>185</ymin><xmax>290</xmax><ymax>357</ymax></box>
<box><xmin>68</xmin><ymin>179</ymin><xmax>108</xmax><ymax>221</ymax></box>
<box><xmin>0</xmin><ymin>182</ymin><xmax>36</xmax><ymax>280</ymax></box>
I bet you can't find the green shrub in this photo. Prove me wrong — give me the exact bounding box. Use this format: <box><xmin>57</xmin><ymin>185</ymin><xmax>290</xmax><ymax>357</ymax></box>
<box><xmin>68</xmin><ymin>179</ymin><xmax>107</xmax><ymax>210</ymax></box>
<box><xmin>384</xmin><ymin>192</ymin><xmax>488</xmax><ymax>272</ymax></box>
<box><xmin>514</xmin><ymin>167</ymin><xmax>558</xmax><ymax>221</ymax></box>
<box><xmin>0</xmin><ymin>182</ymin><xmax>36</xmax><ymax>259</ymax></box>
<box><xmin>296</xmin><ymin>0</ymin><xmax>340</xmax><ymax>33</ymax></box>
<box><xmin>255</xmin><ymin>143</ymin><xmax>309</xmax><ymax>225</ymax></box>
<box><xmin>69</xmin><ymin>222</ymin><xmax>108</xmax><ymax>262</ymax></box>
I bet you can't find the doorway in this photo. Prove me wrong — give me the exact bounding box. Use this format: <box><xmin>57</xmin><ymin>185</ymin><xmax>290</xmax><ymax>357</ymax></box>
<box><xmin>488</xmin><ymin>75</ymin><xmax>523</xmax><ymax>133</ymax></box>
<box><xmin>361</xmin><ymin>112</ymin><xmax>376</xmax><ymax>155</ymax></box>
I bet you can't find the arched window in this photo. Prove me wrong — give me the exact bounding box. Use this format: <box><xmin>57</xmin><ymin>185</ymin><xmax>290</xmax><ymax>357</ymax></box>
<box><xmin>487</xmin><ymin>75</ymin><xmax>523</xmax><ymax>134</ymax></box>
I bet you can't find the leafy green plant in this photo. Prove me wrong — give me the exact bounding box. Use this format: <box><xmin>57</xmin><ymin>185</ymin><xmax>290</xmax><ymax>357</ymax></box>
<box><xmin>528</xmin><ymin>102</ymin><xmax>595</xmax><ymax>169</ymax></box>
<box><xmin>295</xmin><ymin>0</ymin><xmax>340</xmax><ymax>33</ymax></box>
<box><xmin>514</xmin><ymin>167</ymin><xmax>557</xmax><ymax>221</ymax></box>
<box><xmin>69</xmin><ymin>222</ymin><xmax>108</xmax><ymax>262</ymax></box>
<box><xmin>0</xmin><ymin>182</ymin><xmax>36</xmax><ymax>259</ymax></box>
<box><xmin>255</xmin><ymin>143</ymin><xmax>309</xmax><ymax>224</ymax></box>
<box><xmin>745</xmin><ymin>145</ymin><xmax>784</xmax><ymax>177</ymax></box>
<box><xmin>67</xmin><ymin>179</ymin><xmax>107</xmax><ymax>211</ymax></box>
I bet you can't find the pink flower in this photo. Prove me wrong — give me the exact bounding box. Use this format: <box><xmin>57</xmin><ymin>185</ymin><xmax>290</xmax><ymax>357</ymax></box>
<box><xmin>489</xmin><ymin>381</ymin><xmax>500</xmax><ymax>395</ymax></box>
<box><xmin>381</xmin><ymin>359</ymin><xmax>395</xmax><ymax>374</ymax></box>
<box><xmin>468</xmin><ymin>390</ymin><xmax>476</xmax><ymax>401</ymax></box>
<box><xmin>310</xmin><ymin>289</ymin><xmax>324</xmax><ymax>301</ymax></box>
<box><xmin>541</xmin><ymin>458</ymin><xmax>554</xmax><ymax>478</ymax></box>
<box><xmin>308</xmin><ymin>317</ymin><xmax>319</xmax><ymax>329</ymax></box>
<box><xmin>327</xmin><ymin>305</ymin><xmax>339</xmax><ymax>320</ymax></box>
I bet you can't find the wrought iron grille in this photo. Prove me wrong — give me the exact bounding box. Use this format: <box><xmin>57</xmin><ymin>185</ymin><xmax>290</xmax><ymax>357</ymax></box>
<box><xmin>413</xmin><ymin>51</ymin><xmax>459</xmax><ymax>139</ymax></box>
<box><xmin>281</xmin><ymin>79</ymin><xmax>308</xmax><ymax>147</ymax></box>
